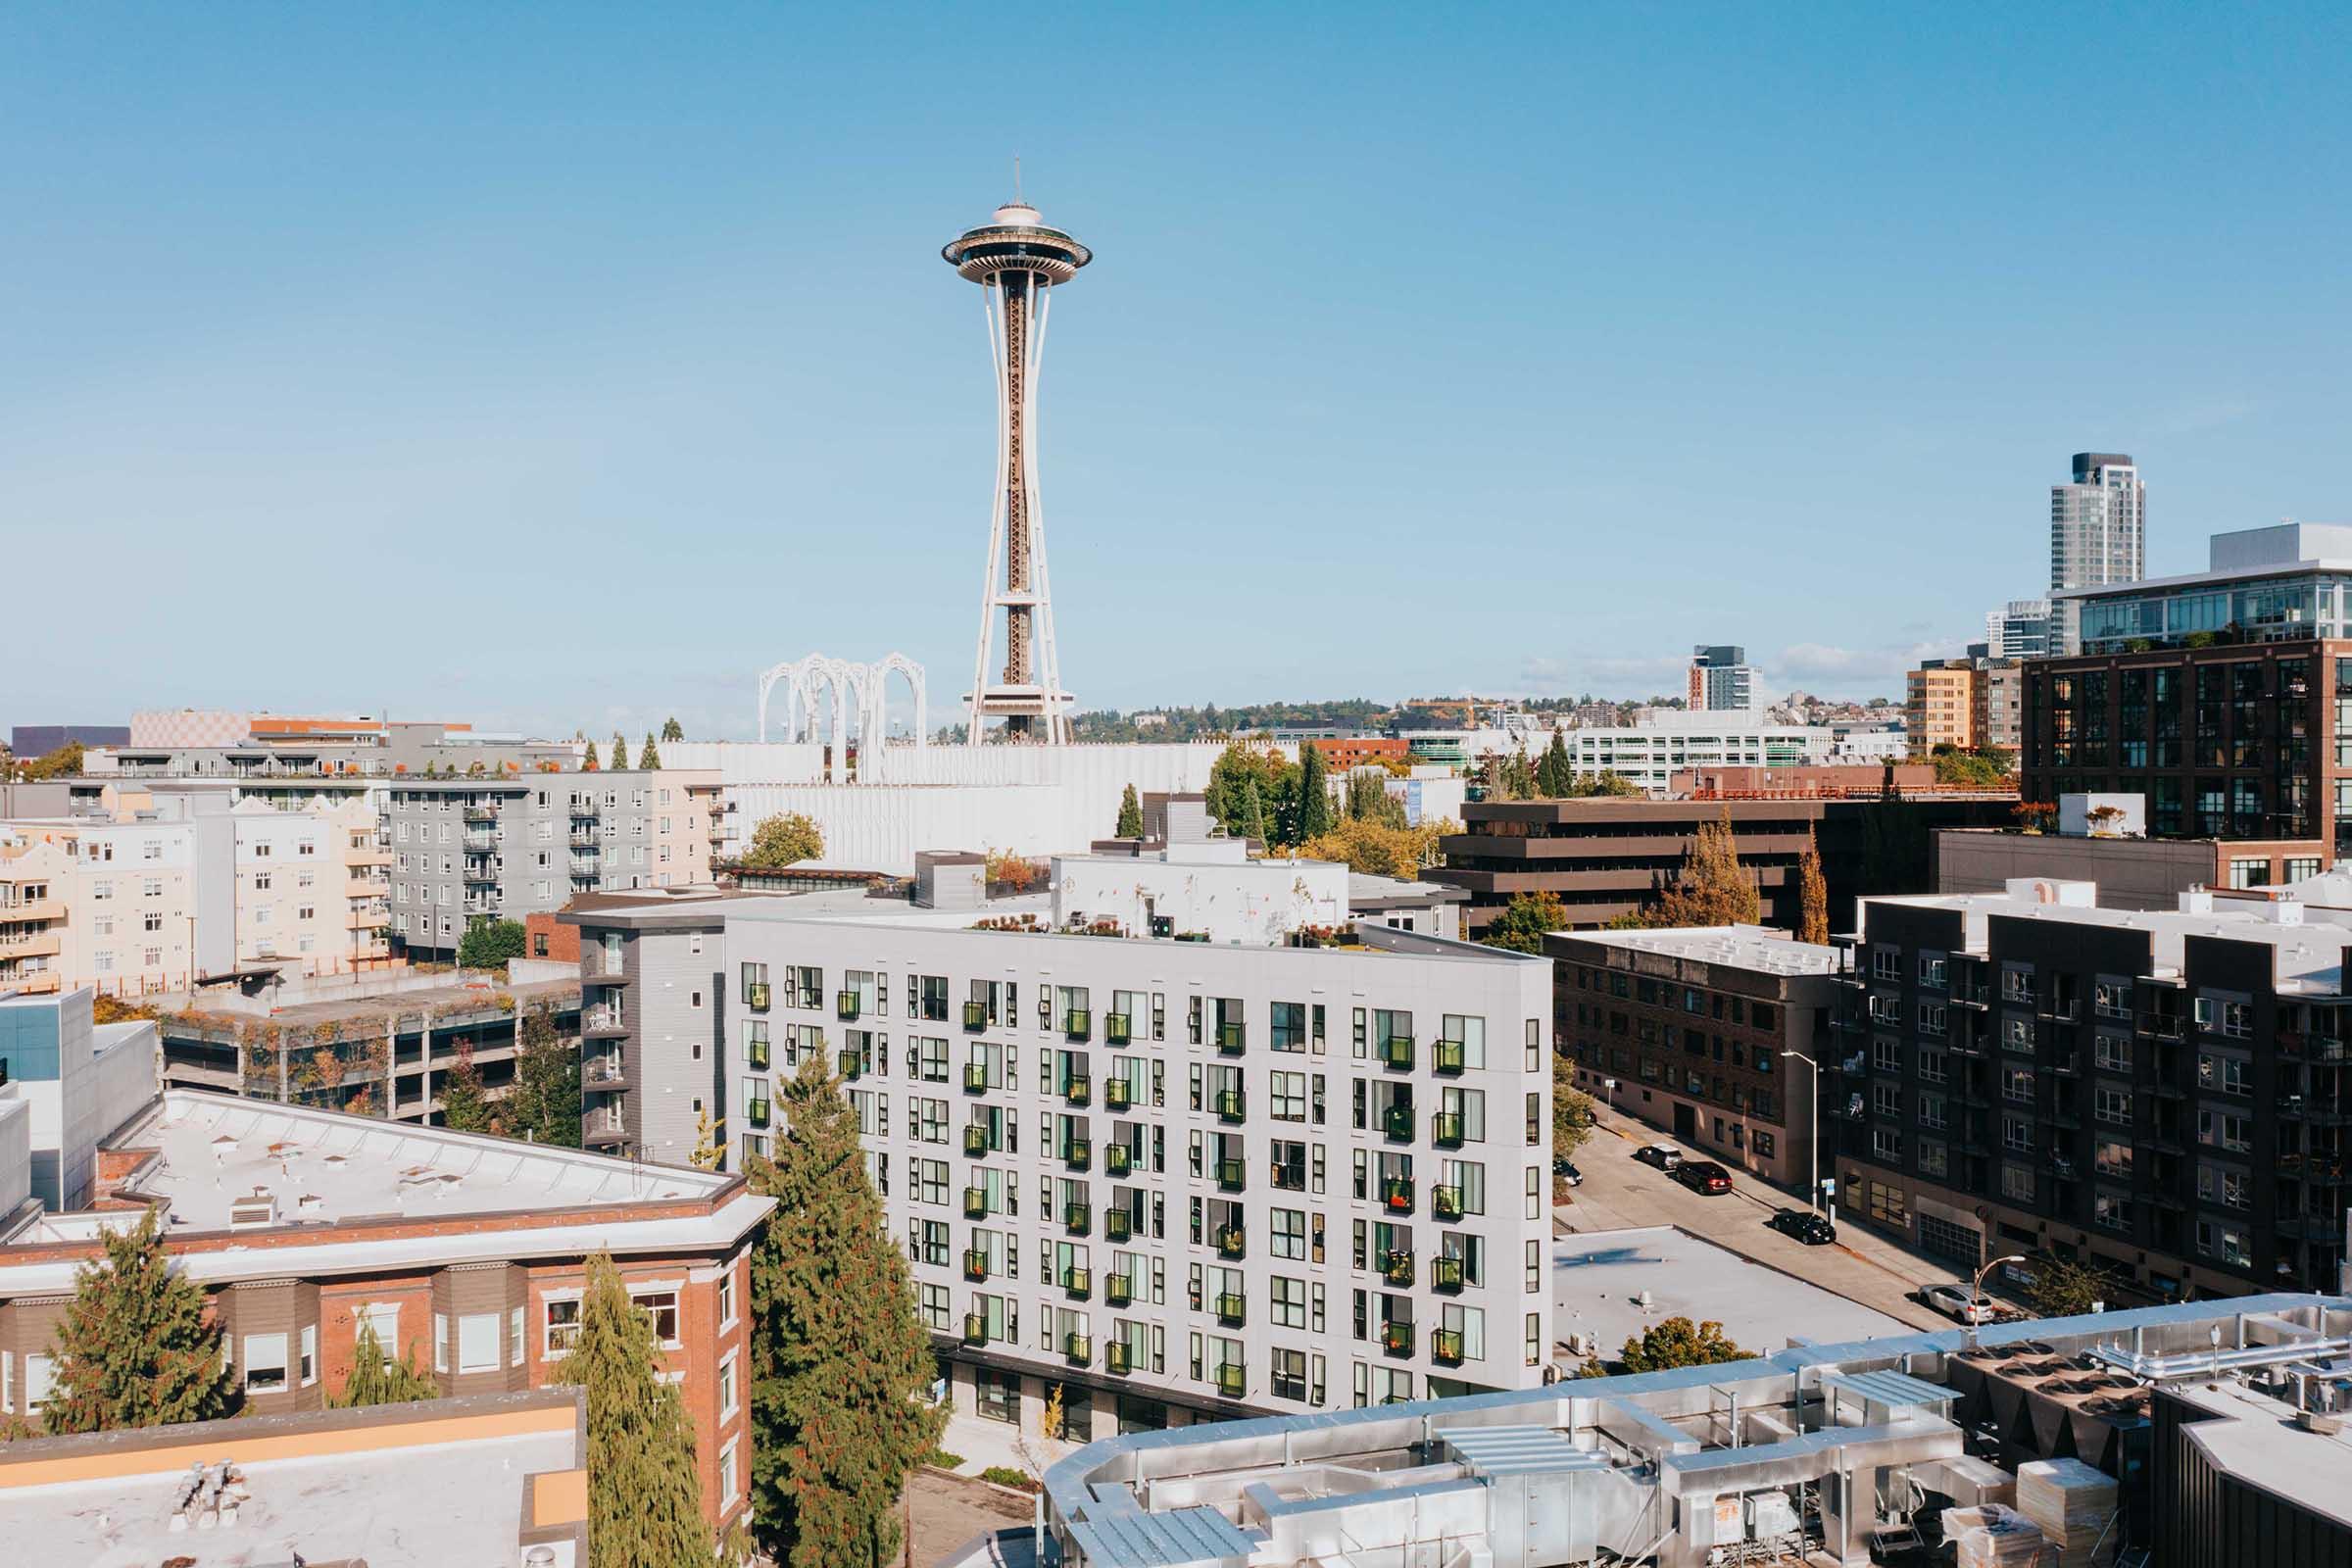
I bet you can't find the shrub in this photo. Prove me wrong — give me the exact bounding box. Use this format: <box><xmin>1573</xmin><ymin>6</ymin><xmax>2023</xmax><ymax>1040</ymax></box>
<box><xmin>981</xmin><ymin>1465</ymin><xmax>1040</xmax><ymax>1494</ymax></box>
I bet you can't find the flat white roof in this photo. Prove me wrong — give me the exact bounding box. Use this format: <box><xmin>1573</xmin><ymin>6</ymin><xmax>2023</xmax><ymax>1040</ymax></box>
<box><xmin>1568</xmin><ymin>923</ymin><xmax>1842</xmax><ymax>977</ymax></box>
<box><xmin>1553</xmin><ymin>1226</ymin><xmax>1907</xmax><ymax>1359</ymax></box>
<box><xmin>2168</xmin><ymin>1380</ymin><xmax>2352</xmax><ymax>1526</ymax></box>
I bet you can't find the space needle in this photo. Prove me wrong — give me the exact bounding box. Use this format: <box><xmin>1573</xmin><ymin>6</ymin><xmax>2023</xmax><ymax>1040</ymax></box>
<box><xmin>944</xmin><ymin>190</ymin><xmax>1092</xmax><ymax>744</ymax></box>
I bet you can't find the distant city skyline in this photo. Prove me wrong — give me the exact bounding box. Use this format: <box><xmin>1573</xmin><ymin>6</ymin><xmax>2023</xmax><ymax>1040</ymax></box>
<box><xmin>6</xmin><ymin>6</ymin><xmax>2347</xmax><ymax>734</ymax></box>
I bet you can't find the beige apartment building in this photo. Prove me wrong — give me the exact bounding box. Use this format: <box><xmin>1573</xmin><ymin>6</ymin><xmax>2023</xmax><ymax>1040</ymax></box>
<box><xmin>1906</xmin><ymin>656</ymin><xmax>2024</xmax><ymax>757</ymax></box>
<box><xmin>0</xmin><ymin>839</ymin><xmax>74</xmax><ymax>997</ymax></box>
<box><xmin>229</xmin><ymin>797</ymin><xmax>393</xmax><ymax>976</ymax></box>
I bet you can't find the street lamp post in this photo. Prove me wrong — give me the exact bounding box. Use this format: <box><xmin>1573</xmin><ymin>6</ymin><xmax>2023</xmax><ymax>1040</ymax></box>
<box><xmin>1967</xmin><ymin>1252</ymin><xmax>2028</xmax><ymax>1349</ymax></box>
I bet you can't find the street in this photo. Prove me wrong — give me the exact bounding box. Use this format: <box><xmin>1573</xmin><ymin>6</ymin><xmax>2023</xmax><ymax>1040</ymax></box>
<box><xmin>1559</xmin><ymin>1111</ymin><xmax>1967</xmax><ymax>1335</ymax></box>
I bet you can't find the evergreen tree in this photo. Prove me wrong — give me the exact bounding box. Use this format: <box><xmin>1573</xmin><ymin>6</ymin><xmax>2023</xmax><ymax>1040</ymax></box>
<box><xmin>612</xmin><ymin>732</ymin><xmax>630</xmax><ymax>770</ymax></box>
<box><xmin>560</xmin><ymin>1251</ymin><xmax>710</xmax><ymax>1568</ymax></box>
<box><xmin>1478</xmin><ymin>891</ymin><xmax>1567</xmax><ymax>955</ymax></box>
<box><xmin>45</xmin><ymin>1206</ymin><xmax>232</xmax><ymax>1434</ymax></box>
<box><xmin>1114</xmin><ymin>783</ymin><xmax>1144</xmax><ymax>839</ymax></box>
<box><xmin>1237</xmin><ymin>776</ymin><xmax>1269</xmax><ymax>846</ymax></box>
<box><xmin>749</xmin><ymin>1057</ymin><xmax>945</xmax><ymax>1567</ymax></box>
<box><xmin>1297</xmin><ymin>742</ymin><xmax>1335</xmax><ymax>842</ymax></box>
<box><xmin>639</xmin><ymin>732</ymin><xmax>662</xmax><ymax>771</ymax></box>
<box><xmin>1345</xmin><ymin>770</ymin><xmax>1408</xmax><ymax>828</ymax></box>
<box><xmin>583</xmin><ymin>738</ymin><xmax>601</xmax><ymax>771</ymax></box>
<box><xmin>1651</xmin><ymin>810</ymin><xmax>1761</xmax><ymax>927</ymax></box>
<box><xmin>334</xmin><ymin>1322</ymin><xmax>437</xmax><ymax>1406</ymax></box>
<box><xmin>439</xmin><ymin>1045</ymin><xmax>495</xmax><ymax>1132</ymax></box>
<box><xmin>509</xmin><ymin>1002</ymin><xmax>580</xmax><ymax>1147</ymax></box>
<box><xmin>1494</xmin><ymin>741</ymin><xmax>1536</xmax><ymax>801</ymax></box>
<box><xmin>1582</xmin><ymin>1316</ymin><xmax>1753</xmax><ymax>1377</ymax></box>
<box><xmin>457</xmin><ymin>917</ymin><xmax>526</xmax><ymax>971</ymax></box>
<box><xmin>1796</xmin><ymin>831</ymin><xmax>1830</xmax><ymax>945</ymax></box>
<box><xmin>1536</xmin><ymin>730</ymin><xmax>1574</xmax><ymax>797</ymax></box>
<box><xmin>661</xmin><ymin>716</ymin><xmax>685</xmax><ymax>743</ymax></box>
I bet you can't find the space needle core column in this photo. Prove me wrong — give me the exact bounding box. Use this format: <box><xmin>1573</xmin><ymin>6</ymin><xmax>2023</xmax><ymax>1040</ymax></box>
<box><xmin>944</xmin><ymin>200</ymin><xmax>1091</xmax><ymax>744</ymax></box>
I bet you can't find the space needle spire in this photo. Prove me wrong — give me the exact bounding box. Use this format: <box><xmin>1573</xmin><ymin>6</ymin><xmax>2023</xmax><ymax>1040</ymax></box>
<box><xmin>944</xmin><ymin>190</ymin><xmax>1092</xmax><ymax>744</ymax></box>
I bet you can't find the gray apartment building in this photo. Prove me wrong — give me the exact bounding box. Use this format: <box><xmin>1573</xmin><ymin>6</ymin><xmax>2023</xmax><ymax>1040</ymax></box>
<box><xmin>569</xmin><ymin>842</ymin><xmax>1556</xmax><ymax>1441</ymax></box>
<box><xmin>387</xmin><ymin>772</ymin><xmax>718</xmax><ymax>960</ymax></box>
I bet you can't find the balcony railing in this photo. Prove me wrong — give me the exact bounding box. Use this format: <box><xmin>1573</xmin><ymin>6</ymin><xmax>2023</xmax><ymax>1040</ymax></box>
<box><xmin>963</xmin><ymin>1249</ymin><xmax>989</xmax><ymax>1281</ymax></box>
<box><xmin>1218</xmin><ymin>1021</ymin><xmax>1246</xmax><ymax>1054</ymax></box>
<box><xmin>1216</xmin><ymin>1157</ymin><xmax>1245</xmax><ymax>1192</ymax></box>
<box><xmin>1105</xmin><ymin>1079</ymin><xmax>1132</xmax><ymax>1111</ymax></box>
<box><xmin>963</xmin><ymin>1001</ymin><xmax>988</xmax><ymax>1031</ymax></box>
<box><xmin>1064</xmin><ymin>1202</ymin><xmax>1091</xmax><ymax>1235</ymax></box>
<box><xmin>962</xmin><ymin>1314</ymin><xmax>987</xmax><ymax>1346</ymax></box>
<box><xmin>1381</xmin><ymin>1322</ymin><xmax>1412</xmax><ymax>1356</ymax></box>
<box><xmin>963</xmin><ymin>1125</ymin><xmax>989</xmax><ymax>1157</ymax></box>
<box><xmin>1105</xmin><ymin>1209</ymin><xmax>1133</xmax><ymax>1243</ymax></box>
<box><xmin>1106</xmin><ymin>1013</ymin><xmax>1132</xmax><ymax>1045</ymax></box>
<box><xmin>1431</xmin><ymin>1328</ymin><xmax>1464</xmax><ymax>1364</ymax></box>
<box><xmin>1063</xmin><ymin>1333</ymin><xmax>1091</xmax><ymax>1365</ymax></box>
<box><xmin>1383</xmin><ymin>1178</ymin><xmax>1416</xmax><ymax>1214</ymax></box>
<box><xmin>1432</xmin><ymin>1255</ymin><xmax>1465</xmax><ymax>1293</ymax></box>
<box><xmin>583</xmin><ymin>1006</ymin><xmax>627</xmax><ymax>1037</ymax></box>
<box><xmin>1064</xmin><ymin>1140</ymin><xmax>1092</xmax><ymax>1170</ymax></box>
<box><xmin>1434</xmin><ymin>1039</ymin><xmax>1466</xmax><ymax>1075</ymax></box>
<box><xmin>1381</xmin><ymin>1034</ymin><xmax>1415</xmax><ymax>1070</ymax></box>
<box><xmin>1216</xmin><ymin>1292</ymin><xmax>1246</xmax><ymax>1326</ymax></box>
<box><xmin>743</xmin><ymin>1039</ymin><xmax>769</xmax><ymax>1070</ymax></box>
<box><xmin>836</xmin><ymin>1050</ymin><xmax>861</xmax><ymax>1082</ymax></box>
<box><xmin>963</xmin><ymin>1188</ymin><xmax>987</xmax><ymax>1218</ymax></box>
<box><xmin>1216</xmin><ymin>1363</ymin><xmax>1245</xmax><ymax>1398</ymax></box>
<box><xmin>462</xmin><ymin>806</ymin><xmax>499</xmax><ymax>824</ymax></box>
<box><xmin>1383</xmin><ymin>1104</ymin><xmax>1414</xmax><ymax>1143</ymax></box>
<box><xmin>1063</xmin><ymin>1076</ymin><xmax>1092</xmax><ymax>1106</ymax></box>
<box><xmin>1063</xmin><ymin>1266</ymin><xmax>1091</xmax><ymax>1299</ymax></box>
<box><xmin>745</xmin><ymin>982</ymin><xmax>771</xmax><ymax>1012</ymax></box>
<box><xmin>1107</xmin><ymin>1342</ymin><xmax>1132</xmax><ymax>1374</ymax></box>
<box><xmin>1216</xmin><ymin>1225</ymin><xmax>1246</xmax><ymax>1259</ymax></box>
<box><xmin>1216</xmin><ymin>1088</ymin><xmax>1246</xmax><ymax>1122</ymax></box>
<box><xmin>1064</xmin><ymin>1008</ymin><xmax>1092</xmax><ymax>1039</ymax></box>
<box><xmin>837</xmin><ymin>991</ymin><xmax>861</xmax><ymax>1020</ymax></box>
<box><xmin>744</xmin><ymin>1097</ymin><xmax>770</xmax><ymax>1128</ymax></box>
<box><xmin>1432</xmin><ymin>1111</ymin><xmax>1465</xmax><ymax>1149</ymax></box>
<box><xmin>1105</xmin><ymin>1146</ymin><xmax>1132</xmax><ymax>1177</ymax></box>
<box><xmin>1106</xmin><ymin>1275</ymin><xmax>1132</xmax><ymax>1307</ymax></box>
<box><xmin>1382</xmin><ymin>1250</ymin><xmax>1415</xmax><ymax>1287</ymax></box>
<box><xmin>964</xmin><ymin>1063</ymin><xmax>989</xmax><ymax>1094</ymax></box>
<box><xmin>1433</xmin><ymin>1185</ymin><xmax>1463</xmax><ymax>1222</ymax></box>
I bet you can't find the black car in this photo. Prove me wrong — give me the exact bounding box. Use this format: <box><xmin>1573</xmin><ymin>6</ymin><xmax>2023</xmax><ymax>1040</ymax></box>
<box><xmin>1767</xmin><ymin>1207</ymin><xmax>1837</xmax><ymax>1246</ymax></box>
<box><xmin>1672</xmin><ymin>1160</ymin><xmax>1733</xmax><ymax>1196</ymax></box>
<box><xmin>1552</xmin><ymin>1157</ymin><xmax>1583</xmax><ymax>1186</ymax></box>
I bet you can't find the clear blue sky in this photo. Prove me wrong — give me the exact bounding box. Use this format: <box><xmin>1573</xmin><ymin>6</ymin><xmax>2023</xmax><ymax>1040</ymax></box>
<box><xmin>6</xmin><ymin>3</ymin><xmax>2348</xmax><ymax>739</ymax></box>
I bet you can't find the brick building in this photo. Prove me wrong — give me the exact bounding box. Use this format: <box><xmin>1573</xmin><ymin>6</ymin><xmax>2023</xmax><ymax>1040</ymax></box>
<box><xmin>0</xmin><ymin>1091</ymin><xmax>769</xmax><ymax>1535</ymax></box>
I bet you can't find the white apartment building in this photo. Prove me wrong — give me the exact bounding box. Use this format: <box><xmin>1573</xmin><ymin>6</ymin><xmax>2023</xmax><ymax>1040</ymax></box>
<box><xmin>710</xmin><ymin>845</ymin><xmax>1554</xmax><ymax>1439</ymax></box>
<box><xmin>1567</xmin><ymin>713</ymin><xmax>1834</xmax><ymax>794</ymax></box>
<box><xmin>229</xmin><ymin>797</ymin><xmax>390</xmax><ymax>975</ymax></box>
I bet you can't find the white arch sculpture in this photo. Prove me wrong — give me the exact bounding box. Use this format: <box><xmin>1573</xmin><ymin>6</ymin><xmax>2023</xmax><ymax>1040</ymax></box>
<box><xmin>756</xmin><ymin>654</ymin><xmax>927</xmax><ymax>780</ymax></box>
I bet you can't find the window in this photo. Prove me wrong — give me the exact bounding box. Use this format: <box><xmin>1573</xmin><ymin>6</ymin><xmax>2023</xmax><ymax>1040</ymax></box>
<box><xmin>546</xmin><ymin>1297</ymin><xmax>583</xmax><ymax>1355</ymax></box>
<box><xmin>23</xmin><ymin>1352</ymin><xmax>53</xmax><ymax>1414</ymax></box>
<box><xmin>301</xmin><ymin>1324</ymin><xmax>318</xmax><ymax>1387</ymax></box>
<box><xmin>719</xmin><ymin>1351</ymin><xmax>739</xmax><ymax>1420</ymax></box>
<box><xmin>458</xmin><ymin>1312</ymin><xmax>501</xmax><ymax>1374</ymax></box>
<box><xmin>720</xmin><ymin>1438</ymin><xmax>740</xmax><ymax>1505</ymax></box>
<box><xmin>510</xmin><ymin>1305</ymin><xmax>524</xmax><ymax>1368</ymax></box>
<box><xmin>633</xmin><ymin>1290</ymin><xmax>681</xmax><ymax>1348</ymax></box>
<box><xmin>360</xmin><ymin>1302</ymin><xmax>401</xmax><ymax>1363</ymax></box>
<box><xmin>2095</xmin><ymin>1088</ymin><xmax>2132</xmax><ymax>1126</ymax></box>
<box><xmin>718</xmin><ymin>1271</ymin><xmax>736</xmax><ymax>1330</ymax></box>
<box><xmin>434</xmin><ymin>1312</ymin><xmax>449</xmax><ymax>1372</ymax></box>
<box><xmin>244</xmin><ymin>1332</ymin><xmax>290</xmax><ymax>1394</ymax></box>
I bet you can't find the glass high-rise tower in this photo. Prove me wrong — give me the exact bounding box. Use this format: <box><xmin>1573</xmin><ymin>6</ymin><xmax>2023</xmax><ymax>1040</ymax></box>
<box><xmin>2048</xmin><ymin>452</ymin><xmax>2145</xmax><ymax>654</ymax></box>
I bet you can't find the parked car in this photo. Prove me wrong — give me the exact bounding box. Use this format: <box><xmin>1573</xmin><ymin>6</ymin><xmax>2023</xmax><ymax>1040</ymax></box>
<box><xmin>1767</xmin><ymin>1207</ymin><xmax>1837</xmax><ymax>1246</ymax></box>
<box><xmin>1632</xmin><ymin>1144</ymin><xmax>1684</xmax><ymax>1171</ymax></box>
<box><xmin>1552</xmin><ymin>1157</ymin><xmax>1583</xmax><ymax>1186</ymax></box>
<box><xmin>1672</xmin><ymin>1159</ymin><xmax>1733</xmax><ymax>1196</ymax></box>
<box><xmin>1920</xmin><ymin>1283</ymin><xmax>2000</xmax><ymax>1324</ymax></box>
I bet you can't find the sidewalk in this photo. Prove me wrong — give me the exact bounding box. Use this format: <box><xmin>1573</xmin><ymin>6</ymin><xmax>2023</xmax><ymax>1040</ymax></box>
<box><xmin>933</xmin><ymin>1408</ymin><xmax>1079</xmax><ymax>1484</ymax></box>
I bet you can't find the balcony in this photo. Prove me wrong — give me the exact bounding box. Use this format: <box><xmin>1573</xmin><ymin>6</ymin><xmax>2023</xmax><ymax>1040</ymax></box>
<box><xmin>1431</xmin><ymin>1328</ymin><xmax>1464</xmax><ymax>1365</ymax></box>
<box><xmin>1216</xmin><ymin>1157</ymin><xmax>1246</xmax><ymax>1193</ymax></box>
<box><xmin>1381</xmin><ymin>1034</ymin><xmax>1415</xmax><ymax>1071</ymax></box>
<box><xmin>582</xmin><ymin>1055</ymin><xmax>630</xmax><ymax>1092</ymax></box>
<box><xmin>1105</xmin><ymin>1079</ymin><xmax>1132</xmax><ymax>1111</ymax></box>
<box><xmin>1216</xmin><ymin>1225</ymin><xmax>1246</xmax><ymax>1259</ymax></box>
<box><xmin>582</xmin><ymin>1006</ymin><xmax>627</xmax><ymax>1039</ymax></box>
<box><xmin>1383</xmin><ymin>1105</ymin><xmax>1414</xmax><ymax>1143</ymax></box>
<box><xmin>963</xmin><ymin>1187</ymin><xmax>987</xmax><ymax>1218</ymax></box>
<box><xmin>463</xmin><ymin>862</ymin><xmax>498</xmax><ymax>885</ymax></box>
<box><xmin>1383</xmin><ymin>1178</ymin><xmax>1416</xmax><ymax>1214</ymax></box>
<box><xmin>745</xmin><ymin>982</ymin><xmax>770</xmax><ymax>1012</ymax></box>
<box><xmin>1105</xmin><ymin>1146</ymin><xmax>1131</xmax><ymax>1177</ymax></box>
<box><xmin>568</xmin><ymin>830</ymin><xmax>600</xmax><ymax>851</ymax></box>
<box><xmin>1434</xmin><ymin>1040</ymin><xmax>1467</xmax><ymax>1075</ymax></box>
<box><xmin>1215</xmin><ymin>1292</ymin><xmax>1246</xmax><ymax>1326</ymax></box>
<box><xmin>1064</xmin><ymin>1140</ymin><xmax>1092</xmax><ymax>1171</ymax></box>
<box><xmin>1106</xmin><ymin>1013</ymin><xmax>1132</xmax><ymax>1045</ymax></box>
<box><xmin>962</xmin><ymin>1314</ymin><xmax>987</xmax><ymax>1346</ymax></box>
<box><xmin>462</xmin><ymin>806</ymin><xmax>499</xmax><ymax>825</ymax></box>
<box><xmin>1432</xmin><ymin>1255</ymin><xmax>1465</xmax><ymax>1293</ymax></box>
<box><xmin>1216</xmin><ymin>1088</ymin><xmax>1246</xmax><ymax>1122</ymax></box>
<box><xmin>1106</xmin><ymin>1342</ymin><xmax>1132</xmax><ymax>1374</ymax></box>
<box><xmin>836</xmin><ymin>1050</ymin><xmax>861</xmax><ymax>1082</ymax></box>
<box><xmin>963</xmin><ymin>1125</ymin><xmax>989</xmax><ymax>1157</ymax></box>
<box><xmin>1105</xmin><ymin>1209</ymin><xmax>1133</xmax><ymax>1243</ymax></box>
<box><xmin>1064</xmin><ymin>1008</ymin><xmax>1092</xmax><ymax>1039</ymax></box>
<box><xmin>1216</xmin><ymin>1363</ymin><xmax>1246</xmax><ymax>1399</ymax></box>
<box><xmin>963</xmin><ymin>1001</ymin><xmax>989</xmax><ymax>1032</ymax></box>
<box><xmin>1218</xmin><ymin>1022</ymin><xmax>1246</xmax><ymax>1055</ymax></box>
<box><xmin>1063</xmin><ymin>1076</ymin><xmax>1092</xmax><ymax>1107</ymax></box>
<box><xmin>1064</xmin><ymin>1202</ymin><xmax>1092</xmax><ymax>1235</ymax></box>
<box><xmin>1381</xmin><ymin>1322</ymin><xmax>1413</xmax><ymax>1357</ymax></box>
<box><xmin>746</xmin><ymin>1039</ymin><xmax>770</xmax><ymax>1070</ymax></box>
<box><xmin>1063</xmin><ymin>1266</ymin><xmax>1091</xmax><ymax>1299</ymax></box>
<box><xmin>837</xmin><ymin>991</ymin><xmax>861</xmax><ymax>1020</ymax></box>
<box><xmin>744</xmin><ymin>1097</ymin><xmax>770</xmax><ymax>1128</ymax></box>
<box><xmin>1106</xmin><ymin>1275</ymin><xmax>1132</xmax><ymax>1308</ymax></box>
<box><xmin>1063</xmin><ymin>1333</ymin><xmax>1092</xmax><ymax>1365</ymax></box>
<box><xmin>964</xmin><ymin>1063</ymin><xmax>989</xmax><ymax>1094</ymax></box>
<box><xmin>1382</xmin><ymin>1250</ymin><xmax>1415</xmax><ymax>1287</ymax></box>
<box><xmin>1433</xmin><ymin>1185</ymin><xmax>1463</xmax><ymax>1222</ymax></box>
<box><xmin>583</xmin><ymin>1125</ymin><xmax>630</xmax><ymax>1150</ymax></box>
<box><xmin>462</xmin><ymin>829</ymin><xmax>497</xmax><ymax>853</ymax></box>
<box><xmin>1432</xmin><ymin>1111</ymin><xmax>1465</xmax><ymax>1149</ymax></box>
<box><xmin>963</xmin><ymin>1249</ymin><xmax>989</xmax><ymax>1281</ymax></box>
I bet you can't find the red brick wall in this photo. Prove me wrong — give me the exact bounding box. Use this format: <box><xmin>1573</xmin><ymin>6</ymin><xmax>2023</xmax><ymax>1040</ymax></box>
<box><xmin>525</xmin><ymin>912</ymin><xmax>581</xmax><ymax>964</ymax></box>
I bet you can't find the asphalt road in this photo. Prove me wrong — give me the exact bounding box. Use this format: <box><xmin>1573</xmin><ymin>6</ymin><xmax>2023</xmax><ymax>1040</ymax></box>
<box><xmin>1558</xmin><ymin>1115</ymin><xmax>1966</xmax><ymax>1334</ymax></box>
